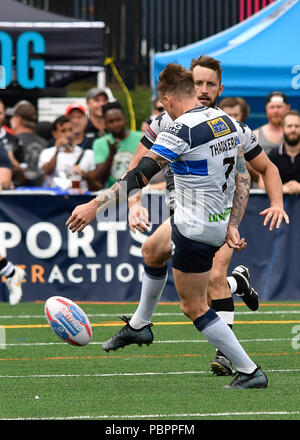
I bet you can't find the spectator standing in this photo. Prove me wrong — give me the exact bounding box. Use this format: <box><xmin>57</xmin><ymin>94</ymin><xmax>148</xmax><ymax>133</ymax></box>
<box><xmin>254</xmin><ymin>91</ymin><xmax>290</xmax><ymax>155</ymax></box>
<box><xmin>93</xmin><ymin>102</ymin><xmax>142</xmax><ymax>187</ymax></box>
<box><xmin>35</xmin><ymin>121</ymin><xmax>53</xmax><ymax>145</ymax></box>
<box><xmin>9</xmin><ymin>102</ymin><xmax>47</xmax><ymax>187</ymax></box>
<box><xmin>218</xmin><ymin>96</ymin><xmax>250</xmax><ymax>122</ymax></box>
<box><xmin>0</xmin><ymin>137</ymin><xmax>13</xmax><ymax>190</ymax></box>
<box><xmin>259</xmin><ymin>110</ymin><xmax>300</xmax><ymax>195</ymax></box>
<box><xmin>0</xmin><ymin>100</ymin><xmax>19</xmax><ymax>175</ymax></box>
<box><xmin>38</xmin><ymin>116</ymin><xmax>99</xmax><ymax>190</ymax></box>
<box><xmin>85</xmin><ymin>88</ymin><xmax>109</xmax><ymax>141</ymax></box>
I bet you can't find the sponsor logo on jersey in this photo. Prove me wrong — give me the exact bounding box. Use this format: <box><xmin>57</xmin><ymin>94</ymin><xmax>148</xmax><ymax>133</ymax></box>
<box><xmin>208</xmin><ymin>208</ymin><xmax>231</xmax><ymax>223</ymax></box>
<box><xmin>207</xmin><ymin>117</ymin><xmax>231</xmax><ymax>138</ymax></box>
<box><xmin>166</xmin><ymin>122</ymin><xmax>183</xmax><ymax>135</ymax></box>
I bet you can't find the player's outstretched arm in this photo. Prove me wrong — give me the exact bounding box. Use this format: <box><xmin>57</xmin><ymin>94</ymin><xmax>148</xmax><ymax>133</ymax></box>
<box><xmin>249</xmin><ymin>150</ymin><xmax>289</xmax><ymax>230</ymax></box>
<box><xmin>128</xmin><ymin>141</ymin><xmax>149</xmax><ymax>171</ymax></box>
<box><xmin>66</xmin><ymin>151</ymin><xmax>169</xmax><ymax>233</ymax></box>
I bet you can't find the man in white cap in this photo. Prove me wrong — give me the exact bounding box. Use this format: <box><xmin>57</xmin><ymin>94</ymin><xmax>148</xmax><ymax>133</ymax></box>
<box><xmin>254</xmin><ymin>91</ymin><xmax>290</xmax><ymax>156</ymax></box>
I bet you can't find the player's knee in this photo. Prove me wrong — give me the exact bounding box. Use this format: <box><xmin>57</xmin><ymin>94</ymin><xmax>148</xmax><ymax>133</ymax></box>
<box><xmin>180</xmin><ymin>300</ymin><xmax>207</xmax><ymax>321</ymax></box>
<box><xmin>141</xmin><ymin>239</ymin><xmax>155</xmax><ymax>266</ymax></box>
<box><xmin>142</xmin><ymin>238</ymin><xmax>170</xmax><ymax>267</ymax></box>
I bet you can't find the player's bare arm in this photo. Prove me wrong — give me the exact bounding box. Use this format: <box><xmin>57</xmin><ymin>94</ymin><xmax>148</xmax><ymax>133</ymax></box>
<box><xmin>226</xmin><ymin>147</ymin><xmax>249</xmax><ymax>251</ymax></box>
<box><xmin>127</xmin><ymin>142</ymin><xmax>151</xmax><ymax>233</ymax></box>
<box><xmin>66</xmin><ymin>150</ymin><xmax>169</xmax><ymax>233</ymax></box>
<box><xmin>229</xmin><ymin>147</ymin><xmax>250</xmax><ymax>228</ymax></box>
<box><xmin>249</xmin><ymin>150</ymin><xmax>289</xmax><ymax>230</ymax></box>
<box><xmin>128</xmin><ymin>141</ymin><xmax>149</xmax><ymax>170</ymax></box>
<box><xmin>128</xmin><ymin>149</ymin><xmax>170</xmax><ymax>233</ymax></box>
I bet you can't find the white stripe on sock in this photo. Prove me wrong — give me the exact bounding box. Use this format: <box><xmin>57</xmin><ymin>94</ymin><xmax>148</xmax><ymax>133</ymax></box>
<box><xmin>0</xmin><ymin>261</ymin><xmax>15</xmax><ymax>278</ymax></box>
<box><xmin>216</xmin><ymin>311</ymin><xmax>234</xmax><ymax>326</ymax></box>
<box><xmin>227</xmin><ymin>276</ymin><xmax>237</xmax><ymax>294</ymax></box>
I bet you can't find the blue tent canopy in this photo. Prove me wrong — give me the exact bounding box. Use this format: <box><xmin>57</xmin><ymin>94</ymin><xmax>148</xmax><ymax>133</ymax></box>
<box><xmin>151</xmin><ymin>0</ymin><xmax>300</xmax><ymax>98</ymax></box>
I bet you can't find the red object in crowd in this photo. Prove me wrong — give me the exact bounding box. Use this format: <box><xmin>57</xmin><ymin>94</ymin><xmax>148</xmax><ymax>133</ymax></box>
<box><xmin>2</xmin><ymin>125</ymin><xmax>14</xmax><ymax>135</ymax></box>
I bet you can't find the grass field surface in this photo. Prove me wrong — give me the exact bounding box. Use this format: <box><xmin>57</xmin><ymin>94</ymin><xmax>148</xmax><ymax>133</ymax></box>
<box><xmin>0</xmin><ymin>301</ymin><xmax>299</xmax><ymax>426</ymax></box>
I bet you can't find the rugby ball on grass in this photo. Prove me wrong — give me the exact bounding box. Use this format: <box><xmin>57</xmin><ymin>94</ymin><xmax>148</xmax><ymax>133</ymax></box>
<box><xmin>45</xmin><ymin>296</ymin><xmax>92</xmax><ymax>346</ymax></box>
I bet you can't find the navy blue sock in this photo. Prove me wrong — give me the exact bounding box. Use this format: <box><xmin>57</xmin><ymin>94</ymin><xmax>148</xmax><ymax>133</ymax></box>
<box><xmin>193</xmin><ymin>309</ymin><xmax>219</xmax><ymax>331</ymax></box>
<box><xmin>144</xmin><ymin>263</ymin><xmax>168</xmax><ymax>279</ymax></box>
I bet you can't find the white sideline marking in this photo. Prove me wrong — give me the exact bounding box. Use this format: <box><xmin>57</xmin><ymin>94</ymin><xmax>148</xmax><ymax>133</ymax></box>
<box><xmin>0</xmin><ymin>368</ymin><xmax>299</xmax><ymax>380</ymax></box>
<box><xmin>0</xmin><ymin>310</ymin><xmax>300</xmax><ymax>319</ymax></box>
<box><xmin>0</xmin><ymin>411</ymin><xmax>299</xmax><ymax>420</ymax></box>
<box><xmin>2</xmin><ymin>337</ymin><xmax>295</xmax><ymax>346</ymax></box>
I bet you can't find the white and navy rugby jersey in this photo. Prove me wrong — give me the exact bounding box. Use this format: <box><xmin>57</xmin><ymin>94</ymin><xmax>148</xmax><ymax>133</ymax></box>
<box><xmin>150</xmin><ymin>106</ymin><xmax>246</xmax><ymax>246</ymax></box>
<box><xmin>141</xmin><ymin>109</ymin><xmax>261</xmax><ymax>212</ymax></box>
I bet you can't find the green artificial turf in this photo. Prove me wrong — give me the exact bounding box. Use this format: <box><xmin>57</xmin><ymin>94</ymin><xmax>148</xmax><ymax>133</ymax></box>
<box><xmin>0</xmin><ymin>301</ymin><xmax>299</xmax><ymax>421</ymax></box>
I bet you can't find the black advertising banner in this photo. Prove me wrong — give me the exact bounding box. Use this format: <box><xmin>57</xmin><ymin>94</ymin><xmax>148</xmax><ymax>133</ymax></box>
<box><xmin>0</xmin><ymin>0</ymin><xmax>105</xmax><ymax>89</ymax></box>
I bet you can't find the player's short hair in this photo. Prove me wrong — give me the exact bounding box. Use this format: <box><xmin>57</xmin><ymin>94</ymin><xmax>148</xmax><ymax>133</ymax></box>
<box><xmin>157</xmin><ymin>63</ymin><xmax>195</xmax><ymax>99</ymax></box>
<box><xmin>281</xmin><ymin>110</ymin><xmax>300</xmax><ymax>126</ymax></box>
<box><xmin>219</xmin><ymin>96</ymin><xmax>250</xmax><ymax>122</ymax></box>
<box><xmin>102</xmin><ymin>101</ymin><xmax>124</xmax><ymax>117</ymax></box>
<box><xmin>189</xmin><ymin>55</ymin><xmax>222</xmax><ymax>84</ymax></box>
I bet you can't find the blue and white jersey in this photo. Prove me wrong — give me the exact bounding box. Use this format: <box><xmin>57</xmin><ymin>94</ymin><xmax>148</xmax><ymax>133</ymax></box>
<box><xmin>142</xmin><ymin>108</ymin><xmax>261</xmax><ymax>213</ymax></box>
<box><xmin>151</xmin><ymin>106</ymin><xmax>243</xmax><ymax>246</ymax></box>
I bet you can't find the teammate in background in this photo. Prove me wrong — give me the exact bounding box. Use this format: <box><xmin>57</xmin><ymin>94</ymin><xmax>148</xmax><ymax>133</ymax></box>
<box><xmin>254</xmin><ymin>91</ymin><xmax>290</xmax><ymax>156</ymax></box>
<box><xmin>141</xmin><ymin>98</ymin><xmax>165</xmax><ymax>133</ymax></box>
<box><xmin>151</xmin><ymin>97</ymin><xmax>165</xmax><ymax>117</ymax></box>
<box><xmin>66</xmin><ymin>63</ymin><xmax>271</xmax><ymax>389</ymax></box>
<box><xmin>218</xmin><ymin>97</ymin><xmax>260</xmax><ymax>186</ymax></box>
<box><xmin>98</xmin><ymin>55</ymin><xmax>288</xmax><ymax>377</ymax></box>
<box><xmin>0</xmin><ymin>256</ymin><xmax>25</xmax><ymax>306</ymax></box>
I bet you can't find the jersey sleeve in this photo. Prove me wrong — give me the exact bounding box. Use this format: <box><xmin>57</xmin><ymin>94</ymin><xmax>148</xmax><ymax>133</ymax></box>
<box><xmin>140</xmin><ymin>112</ymin><xmax>173</xmax><ymax>149</ymax></box>
<box><xmin>150</xmin><ymin>121</ymin><xmax>190</xmax><ymax>162</ymax></box>
<box><xmin>236</xmin><ymin>121</ymin><xmax>262</xmax><ymax>161</ymax></box>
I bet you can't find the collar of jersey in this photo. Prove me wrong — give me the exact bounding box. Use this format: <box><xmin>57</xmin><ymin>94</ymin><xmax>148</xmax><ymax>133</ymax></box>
<box><xmin>184</xmin><ymin>105</ymin><xmax>207</xmax><ymax>114</ymax></box>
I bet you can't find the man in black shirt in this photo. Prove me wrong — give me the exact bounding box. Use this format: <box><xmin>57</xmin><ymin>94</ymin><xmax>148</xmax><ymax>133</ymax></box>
<box><xmin>85</xmin><ymin>88</ymin><xmax>109</xmax><ymax>141</ymax></box>
<box><xmin>259</xmin><ymin>110</ymin><xmax>300</xmax><ymax>194</ymax></box>
<box><xmin>9</xmin><ymin>102</ymin><xmax>47</xmax><ymax>186</ymax></box>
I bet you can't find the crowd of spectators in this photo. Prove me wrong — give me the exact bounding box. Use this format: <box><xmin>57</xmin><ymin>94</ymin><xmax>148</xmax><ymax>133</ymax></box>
<box><xmin>0</xmin><ymin>88</ymin><xmax>299</xmax><ymax>194</ymax></box>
